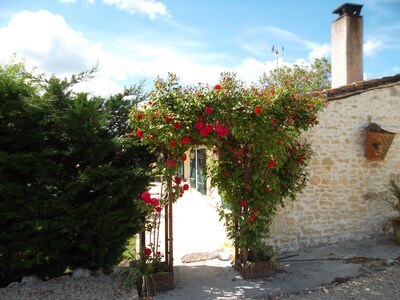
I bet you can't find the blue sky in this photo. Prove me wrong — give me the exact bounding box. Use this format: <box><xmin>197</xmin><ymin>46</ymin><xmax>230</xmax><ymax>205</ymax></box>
<box><xmin>0</xmin><ymin>0</ymin><xmax>399</xmax><ymax>96</ymax></box>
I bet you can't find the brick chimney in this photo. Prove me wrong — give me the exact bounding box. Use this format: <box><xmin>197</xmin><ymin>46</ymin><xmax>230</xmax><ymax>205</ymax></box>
<box><xmin>331</xmin><ymin>3</ymin><xmax>364</xmax><ymax>88</ymax></box>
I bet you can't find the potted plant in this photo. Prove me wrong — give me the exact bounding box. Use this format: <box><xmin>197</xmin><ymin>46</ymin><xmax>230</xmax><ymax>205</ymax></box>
<box><xmin>125</xmin><ymin>247</ymin><xmax>173</xmax><ymax>299</ymax></box>
<box><xmin>365</xmin><ymin>173</ymin><xmax>400</xmax><ymax>244</ymax></box>
<box><xmin>239</xmin><ymin>243</ymin><xmax>279</xmax><ymax>279</ymax></box>
<box><xmin>123</xmin><ymin>189</ymin><xmax>175</xmax><ymax>298</ymax></box>
<box><xmin>365</xmin><ymin>123</ymin><xmax>396</xmax><ymax>161</ymax></box>
<box><xmin>384</xmin><ymin>173</ymin><xmax>400</xmax><ymax>245</ymax></box>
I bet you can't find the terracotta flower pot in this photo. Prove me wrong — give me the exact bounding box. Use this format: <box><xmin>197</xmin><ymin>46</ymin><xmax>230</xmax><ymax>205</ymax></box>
<box><xmin>365</xmin><ymin>123</ymin><xmax>396</xmax><ymax>161</ymax></box>
<box><xmin>137</xmin><ymin>271</ymin><xmax>174</xmax><ymax>297</ymax></box>
<box><xmin>240</xmin><ymin>261</ymin><xmax>276</xmax><ymax>279</ymax></box>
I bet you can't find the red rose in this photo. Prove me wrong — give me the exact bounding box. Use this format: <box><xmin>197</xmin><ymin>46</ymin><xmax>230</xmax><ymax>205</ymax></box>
<box><xmin>165</xmin><ymin>116</ymin><xmax>174</xmax><ymax>123</ymax></box>
<box><xmin>241</xmin><ymin>200</ymin><xmax>248</xmax><ymax>207</ymax></box>
<box><xmin>174</xmin><ymin>122</ymin><xmax>182</xmax><ymax>129</ymax></box>
<box><xmin>155</xmin><ymin>206</ymin><xmax>162</xmax><ymax>213</ymax></box>
<box><xmin>214</xmin><ymin>84</ymin><xmax>222</xmax><ymax>90</ymax></box>
<box><xmin>165</xmin><ymin>159</ymin><xmax>175</xmax><ymax>168</ymax></box>
<box><xmin>195</xmin><ymin>121</ymin><xmax>205</xmax><ymax>130</ymax></box>
<box><xmin>151</xmin><ymin>198</ymin><xmax>159</xmax><ymax>207</ymax></box>
<box><xmin>197</xmin><ymin>115</ymin><xmax>204</xmax><ymax>121</ymax></box>
<box><xmin>297</xmin><ymin>143</ymin><xmax>302</xmax><ymax>148</ymax></box>
<box><xmin>200</xmin><ymin>128</ymin><xmax>208</xmax><ymax>137</ymax></box>
<box><xmin>216</xmin><ymin>123</ymin><xmax>229</xmax><ymax>137</ymax></box>
<box><xmin>255</xmin><ymin>106</ymin><xmax>262</xmax><ymax>114</ymax></box>
<box><xmin>205</xmin><ymin>107</ymin><xmax>213</xmax><ymax>115</ymax></box>
<box><xmin>253</xmin><ymin>207</ymin><xmax>259</xmax><ymax>212</ymax></box>
<box><xmin>306</xmin><ymin>104</ymin><xmax>312</xmax><ymax>110</ymax></box>
<box><xmin>290</xmin><ymin>147</ymin><xmax>295</xmax><ymax>153</ymax></box>
<box><xmin>266</xmin><ymin>161</ymin><xmax>277</xmax><ymax>169</ymax></box>
<box><xmin>181</xmin><ymin>136</ymin><xmax>190</xmax><ymax>145</ymax></box>
<box><xmin>144</xmin><ymin>248</ymin><xmax>152</xmax><ymax>256</ymax></box>
<box><xmin>237</xmin><ymin>107</ymin><xmax>243</xmax><ymax>112</ymax></box>
<box><xmin>246</xmin><ymin>101</ymin><xmax>250</xmax><ymax>107</ymax></box>
<box><xmin>270</xmin><ymin>119</ymin><xmax>277</xmax><ymax>125</ymax></box>
<box><xmin>141</xmin><ymin>191</ymin><xmax>151</xmax><ymax>202</ymax></box>
<box><xmin>236</xmin><ymin>149</ymin><xmax>242</xmax><ymax>155</ymax></box>
<box><xmin>249</xmin><ymin>213</ymin><xmax>256</xmax><ymax>220</ymax></box>
<box><xmin>197</xmin><ymin>92</ymin><xmax>203</xmax><ymax>97</ymax></box>
<box><xmin>136</xmin><ymin>130</ymin><xmax>144</xmax><ymax>138</ymax></box>
<box><xmin>183</xmin><ymin>184</ymin><xmax>189</xmax><ymax>191</ymax></box>
<box><xmin>170</xmin><ymin>140</ymin><xmax>176</xmax><ymax>147</ymax></box>
<box><xmin>181</xmin><ymin>154</ymin><xmax>187</xmax><ymax>161</ymax></box>
<box><xmin>270</xmin><ymin>89</ymin><xmax>275</xmax><ymax>94</ymax></box>
<box><xmin>205</xmin><ymin>124</ymin><xmax>214</xmax><ymax>133</ymax></box>
<box><xmin>136</xmin><ymin>113</ymin><xmax>143</xmax><ymax>120</ymax></box>
<box><xmin>223</xmin><ymin>127</ymin><xmax>229</xmax><ymax>136</ymax></box>
<box><xmin>265</xmin><ymin>186</ymin><xmax>270</xmax><ymax>191</ymax></box>
<box><xmin>245</xmin><ymin>184</ymin><xmax>250</xmax><ymax>191</ymax></box>
<box><xmin>175</xmin><ymin>177</ymin><xmax>182</xmax><ymax>185</ymax></box>
<box><xmin>277</xmin><ymin>138</ymin><xmax>281</xmax><ymax>145</ymax></box>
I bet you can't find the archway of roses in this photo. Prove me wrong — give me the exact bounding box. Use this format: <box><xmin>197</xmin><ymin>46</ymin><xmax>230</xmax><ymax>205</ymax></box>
<box><xmin>130</xmin><ymin>72</ymin><xmax>324</xmax><ymax>273</ymax></box>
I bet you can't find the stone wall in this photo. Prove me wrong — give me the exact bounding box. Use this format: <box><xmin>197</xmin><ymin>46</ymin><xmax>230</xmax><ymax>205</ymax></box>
<box><xmin>268</xmin><ymin>83</ymin><xmax>400</xmax><ymax>252</ymax></box>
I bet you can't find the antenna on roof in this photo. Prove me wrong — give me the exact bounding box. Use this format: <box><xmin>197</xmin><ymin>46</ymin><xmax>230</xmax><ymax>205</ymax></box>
<box><xmin>271</xmin><ymin>45</ymin><xmax>284</xmax><ymax>69</ymax></box>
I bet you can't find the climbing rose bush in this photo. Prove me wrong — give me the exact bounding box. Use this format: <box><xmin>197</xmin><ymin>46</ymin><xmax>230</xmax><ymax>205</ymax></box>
<box><xmin>130</xmin><ymin>72</ymin><xmax>324</xmax><ymax>266</ymax></box>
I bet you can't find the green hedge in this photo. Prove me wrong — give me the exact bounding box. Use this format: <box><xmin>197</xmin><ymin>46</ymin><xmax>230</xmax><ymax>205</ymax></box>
<box><xmin>0</xmin><ymin>63</ymin><xmax>154</xmax><ymax>286</ymax></box>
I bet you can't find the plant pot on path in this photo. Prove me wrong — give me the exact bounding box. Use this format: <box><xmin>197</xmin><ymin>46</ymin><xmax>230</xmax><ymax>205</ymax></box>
<box><xmin>137</xmin><ymin>271</ymin><xmax>174</xmax><ymax>298</ymax></box>
<box><xmin>239</xmin><ymin>261</ymin><xmax>277</xmax><ymax>279</ymax></box>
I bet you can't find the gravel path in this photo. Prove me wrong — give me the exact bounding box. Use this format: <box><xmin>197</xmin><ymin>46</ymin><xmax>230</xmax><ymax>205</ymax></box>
<box><xmin>2</xmin><ymin>261</ymin><xmax>399</xmax><ymax>300</ymax></box>
<box><xmin>251</xmin><ymin>263</ymin><xmax>400</xmax><ymax>300</ymax></box>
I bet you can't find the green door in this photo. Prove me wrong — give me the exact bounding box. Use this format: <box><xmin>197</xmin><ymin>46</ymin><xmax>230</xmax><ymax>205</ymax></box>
<box><xmin>197</xmin><ymin>148</ymin><xmax>206</xmax><ymax>195</ymax></box>
<box><xmin>189</xmin><ymin>148</ymin><xmax>207</xmax><ymax>195</ymax></box>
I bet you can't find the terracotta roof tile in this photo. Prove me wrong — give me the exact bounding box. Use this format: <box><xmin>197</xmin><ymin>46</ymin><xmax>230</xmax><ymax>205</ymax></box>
<box><xmin>324</xmin><ymin>74</ymin><xmax>400</xmax><ymax>101</ymax></box>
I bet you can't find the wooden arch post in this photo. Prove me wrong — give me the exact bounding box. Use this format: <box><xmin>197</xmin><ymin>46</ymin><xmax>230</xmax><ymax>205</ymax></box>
<box><xmin>139</xmin><ymin>173</ymin><xmax>175</xmax><ymax>292</ymax></box>
<box><xmin>165</xmin><ymin>174</ymin><xmax>174</xmax><ymax>272</ymax></box>
<box><xmin>139</xmin><ymin>175</ymin><xmax>174</xmax><ymax>271</ymax></box>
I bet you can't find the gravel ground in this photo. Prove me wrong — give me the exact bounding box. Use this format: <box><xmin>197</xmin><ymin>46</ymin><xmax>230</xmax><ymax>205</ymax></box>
<box><xmin>2</xmin><ymin>262</ymin><xmax>400</xmax><ymax>300</ymax></box>
<box><xmin>251</xmin><ymin>263</ymin><xmax>400</xmax><ymax>300</ymax></box>
<box><xmin>0</xmin><ymin>270</ymin><xmax>137</xmax><ymax>300</ymax></box>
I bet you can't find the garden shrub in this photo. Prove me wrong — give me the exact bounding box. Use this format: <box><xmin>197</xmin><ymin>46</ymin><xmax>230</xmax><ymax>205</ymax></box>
<box><xmin>0</xmin><ymin>63</ymin><xmax>154</xmax><ymax>286</ymax></box>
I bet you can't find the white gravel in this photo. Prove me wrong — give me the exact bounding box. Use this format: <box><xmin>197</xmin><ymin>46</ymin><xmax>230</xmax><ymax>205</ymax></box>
<box><xmin>0</xmin><ymin>270</ymin><xmax>138</xmax><ymax>300</ymax></box>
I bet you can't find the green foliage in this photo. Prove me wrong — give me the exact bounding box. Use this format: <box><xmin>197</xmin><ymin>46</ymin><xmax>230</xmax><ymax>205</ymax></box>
<box><xmin>0</xmin><ymin>62</ymin><xmax>155</xmax><ymax>286</ymax></box>
<box><xmin>260</xmin><ymin>57</ymin><xmax>331</xmax><ymax>93</ymax></box>
<box><xmin>389</xmin><ymin>173</ymin><xmax>400</xmax><ymax>213</ymax></box>
<box><xmin>131</xmin><ymin>71</ymin><xmax>325</xmax><ymax>266</ymax></box>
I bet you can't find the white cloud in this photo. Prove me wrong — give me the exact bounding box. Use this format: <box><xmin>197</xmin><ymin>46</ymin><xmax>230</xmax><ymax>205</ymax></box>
<box><xmin>0</xmin><ymin>10</ymin><xmax>99</xmax><ymax>74</ymax></box>
<box><xmin>102</xmin><ymin>0</ymin><xmax>169</xmax><ymax>19</ymax></box>
<box><xmin>231</xmin><ymin>57</ymin><xmax>278</xmax><ymax>84</ymax></box>
<box><xmin>0</xmin><ymin>10</ymin><xmax>317</xmax><ymax>97</ymax></box>
<box><xmin>0</xmin><ymin>10</ymin><xmax>116</xmax><ymax>95</ymax></box>
<box><xmin>364</xmin><ymin>39</ymin><xmax>383</xmax><ymax>56</ymax></box>
<box><xmin>307</xmin><ymin>43</ymin><xmax>330</xmax><ymax>61</ymax></box>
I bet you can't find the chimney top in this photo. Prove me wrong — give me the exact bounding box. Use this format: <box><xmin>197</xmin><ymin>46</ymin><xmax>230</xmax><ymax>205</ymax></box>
<box><xmin>333</xmin><ymin>3</ymin><xmax>363</xmax><ymax>18</ymax></box>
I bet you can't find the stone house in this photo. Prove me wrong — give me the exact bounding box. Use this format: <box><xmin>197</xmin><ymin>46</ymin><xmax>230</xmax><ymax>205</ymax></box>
<box><xmin>269</xmin><ymin>3</ymin><xmax>400</xmax><ymax>251</ymax></box>
<box><xmin>269</xmin><ymin>74</ymin><xmax>400</xmax><ymax>251</ymax></box>
<box><xmin>184</xmin><ymin>3</ymin><xmax>400</xmax><ymax>252</ymax></box>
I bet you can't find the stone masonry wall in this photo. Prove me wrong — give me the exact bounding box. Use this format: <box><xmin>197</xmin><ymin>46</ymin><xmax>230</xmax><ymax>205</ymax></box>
<box><xmin>268</xmin><ymin>84</ymin><xmax>400</xmax><ymax>252</ymax></box>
